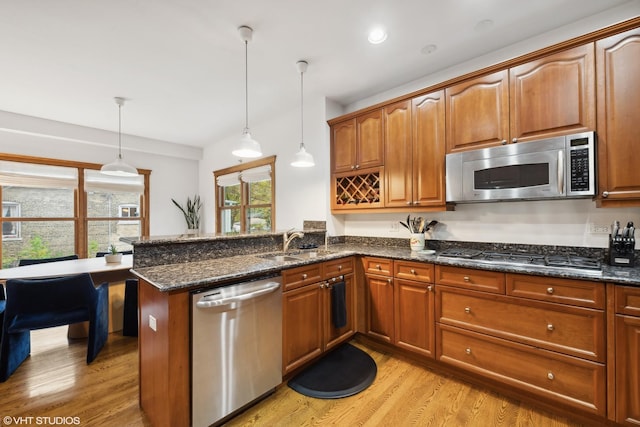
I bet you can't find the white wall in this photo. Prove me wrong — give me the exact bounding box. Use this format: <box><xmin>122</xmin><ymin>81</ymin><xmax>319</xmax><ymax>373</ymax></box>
<box><xmin>199</xmin><ymin>94</ymin><xmax>329</xmax><ymax>234</ymax></box>
<box><xmin>0</xmin><ymin>110</ymin><xmax>201</xmax><ymax>235</ymax></box>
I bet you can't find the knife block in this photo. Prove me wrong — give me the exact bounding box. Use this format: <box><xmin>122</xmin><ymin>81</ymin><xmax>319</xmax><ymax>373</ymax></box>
<box><xmin>609</xmin><ymin>234</ymin><xmax>635</xmax><ymax>267</ymax></box>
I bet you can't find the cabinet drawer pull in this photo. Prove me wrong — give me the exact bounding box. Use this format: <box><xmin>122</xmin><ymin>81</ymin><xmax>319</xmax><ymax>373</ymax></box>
<box><xmin>465</xmin><ymin>348</ymin><xmax>472</xmax><ymax>355</ymax></box>
<box><xmin>320</xmin><ymin>283</ymin><xmax>325</xmax><ymax>289</ymax></box>
<box><xmin>302</xmin><ymin>273</ymin><xmax>308</xmax><ymax>279</ymax></box>
<box><xmin>338</xmin><ymin>265</ymin><xmax>342</xmax><ymax>271</ymax></box>
<box><xmin>410</xmin><ymin>269</ymin><xmax>416</xmax><ymax>274</ymax></box>
<box><xmin>512</xmin><ymin>137</ymin><xmax>518</xmax><ymax>143</ymax></box>
<box><xmin>464</xmin><ymin>307</ymin><xmax>471</xmax><ymax>314</ymax></box>
<box><xmin>547</xmin><ymin>324</ymin><xmax>554</xmax><ymax>331</ymax></box>
<box><xmin>376</xmin><ymin>264</ymin><xmax>381</xmax><ymax>270</ymax></box>
<box><xmin>547</xmin><ymin>372</ymin><xmax>555</xmax><ymax>380</ymax></box>
<box><xmin>602</xmin><ymin>191</ymin><xmax>609</xmax><ymax>198</ymax></box>
<box><xmin>463</xmin><ymin>276</ymin><xmax>470</xmax><ymax>282</ymax></box>
<box><xmin>546</xmin><ymin>287</ymin><xmax>554</xmax><ymax>295</ymax></box>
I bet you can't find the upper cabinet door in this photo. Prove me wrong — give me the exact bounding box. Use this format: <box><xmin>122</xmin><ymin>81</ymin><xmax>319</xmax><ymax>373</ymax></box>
<box><xmin>384</xmin><ymin>100</ymin><xmax>413</xmax><ymax>207</ymax></box>
<box><xmin>412</xmin><ymin>91</ymin><xmax>446</xmax><ymax>207</ymax></box>
<box><xmin>596</xmin><ymin>28</ymin><xmax>640</xmax><ymax>206</ymax></box>
<box><xmin>356</xmin><ymin>109</ymin><xmax>384</xmax><ymax>170</ymax></box>
<box><xmin>509</xmin><ymin>44</ymin><xmax>595</xmax><ymax>143</ymax></box>
<box><xmin>331</xmin><ymin>119</ymin><xmax>357</xmax><ymax>173</ymax></box>
<box><xmin>445</xmin><ymin>70</ymin><xmax>510</xmax><ymax>153</ymax></box>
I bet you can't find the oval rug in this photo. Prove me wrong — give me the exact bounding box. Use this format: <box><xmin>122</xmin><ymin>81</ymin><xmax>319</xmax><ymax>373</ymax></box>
<box><xmin>287</xmin><ymin>343</ymin><xmax>377</xmax><ymax>399</ymax></box>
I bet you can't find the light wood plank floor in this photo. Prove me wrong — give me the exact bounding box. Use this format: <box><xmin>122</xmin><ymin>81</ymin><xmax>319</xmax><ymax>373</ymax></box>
<box><xmin>0</xmin><ymin>328</ymin><xmax>591</xmax><ymax>427</ymax></box>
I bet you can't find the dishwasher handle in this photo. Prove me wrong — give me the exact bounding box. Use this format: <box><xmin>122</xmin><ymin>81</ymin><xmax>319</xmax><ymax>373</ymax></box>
<box><xmin>196</xmin><ymin>281</ymin><xmax>280</xmax><ymax>308</ymax></box>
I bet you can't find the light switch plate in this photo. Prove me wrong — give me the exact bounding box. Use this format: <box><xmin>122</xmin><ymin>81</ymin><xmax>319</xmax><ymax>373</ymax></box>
<box><xmin>149</xmin><ymin>314</ymin><xmax>157</xmax><ymax>331</ymax></box>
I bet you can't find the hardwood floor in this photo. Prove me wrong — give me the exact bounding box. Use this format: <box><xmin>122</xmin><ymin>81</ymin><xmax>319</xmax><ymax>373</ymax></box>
<box><xmin>0</xmin><ymin>329</ymin><xmax>589</xmax><ymax>427</ymax></box>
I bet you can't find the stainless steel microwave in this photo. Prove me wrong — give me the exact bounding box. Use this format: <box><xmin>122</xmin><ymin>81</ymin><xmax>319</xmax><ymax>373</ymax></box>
<box><xmin>445</xmin><ymin>131</ymin><xmax>596</xmax><ymax>203</ymax></box>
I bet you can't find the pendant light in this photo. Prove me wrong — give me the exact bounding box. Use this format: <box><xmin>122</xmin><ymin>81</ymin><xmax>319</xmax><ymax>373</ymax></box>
<box><xmin>232</xmin><ymin>25</ymin><xmax>262</xmax><ymax>158</ymax></box>
<box><xmin>291</xmin><ymin>60</ymin><xmax>315</xmax><ymax>168</ymax></box>
<box><xmin>100</xmin><ymin>97</ymin><xmax>138</xmax><ymax>176</ymax></box>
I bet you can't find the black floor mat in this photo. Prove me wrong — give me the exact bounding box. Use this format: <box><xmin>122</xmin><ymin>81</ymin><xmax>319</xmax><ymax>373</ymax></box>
<box><xmin>287</xmin><ymin>343</ymin><xmax>377</xmax><ymax>399</ymax></box>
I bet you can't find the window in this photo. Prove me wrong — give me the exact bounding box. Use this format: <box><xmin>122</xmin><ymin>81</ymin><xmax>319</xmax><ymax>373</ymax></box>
<box><xmin>2</xmin><ymin>202</ymin><xmax>20</xmax><ymax>240</ymax></box>
<box><xmin>0</xmin><ymin>154</ymin><xmax>150</xmax><ymax>268</ymax></box>
<box><xmin>214</xmin><ymin>156</ymin><xmax>275</xmax><ymax>234</ymax></box>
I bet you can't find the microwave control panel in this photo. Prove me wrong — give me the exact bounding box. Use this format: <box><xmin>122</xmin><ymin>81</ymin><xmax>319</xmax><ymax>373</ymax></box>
<box><xmin>567</xmin><ymin>135</ymin><xmax>595</xmax><ymax>195</ymax></box>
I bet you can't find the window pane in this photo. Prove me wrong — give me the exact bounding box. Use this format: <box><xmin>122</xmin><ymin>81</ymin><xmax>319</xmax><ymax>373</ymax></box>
<box><xmin>88</xmin><ymin>191</ymin><xmax>141</xmax><ymax>218</ymax></box>
<box><xmin>87</xmin><ymin>220</ymin><xmax>138</xmax><ymax>257</ymax></box>
<box><xmin>2</xmin><ymin>186</ymin><xmax>74</xmax><ymax>217</ymax></box>
<box><xmin>246</xmin><ymin>207</ymin><xmax>271</xmax><ymax>233</ymax></box>
<box><xmin>220</xmin><ymin>208</ymin><xmax>241</xmax><ymax>234</ymax></box>
<box><xmin>223</xmin><ymin>184</ymin><xmax>241</xmax><ymax>206</ymax></box>
<box><xmin>248</xmin><ymin>180</ymin><xmax>271</xmax><ymax>205</ymax></box>
<box><xmin>2</xmin><ymin>221</ymin><xmax>75</xmax><ymax>268</ymax></box>
<box><xmin>2</xmin><ymin>202</ymin><xmax>21</xmax><ymax>239</ymax></box>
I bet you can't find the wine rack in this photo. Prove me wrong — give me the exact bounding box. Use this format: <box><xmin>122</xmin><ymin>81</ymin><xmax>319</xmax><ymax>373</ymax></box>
<box><xmin>334</xmin><ymin>169</ymin><xmax>381</xmax><ymax>208</ymax></box>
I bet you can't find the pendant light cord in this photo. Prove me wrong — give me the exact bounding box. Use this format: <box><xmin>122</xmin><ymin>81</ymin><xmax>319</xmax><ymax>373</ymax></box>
<box><xmin>244</xmin><ymin>39</ymin><xmax>249</xmax><ymax>132</ymax></box>
<box><xmin>300</xmin><ymin>68</ymin><xmax>304</xmax><ymax>146</ymax></box>
<box><xmin>118</xmin><ymin>102</ymin><xmax>123</xmax><ymax>159</ymax></box>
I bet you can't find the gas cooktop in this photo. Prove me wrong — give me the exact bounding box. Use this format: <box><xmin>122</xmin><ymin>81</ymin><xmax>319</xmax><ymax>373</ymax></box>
<box><xmin>437</xmin><ymin>248</ymin><xmax>602</xmax><ymax>276</ymax></box>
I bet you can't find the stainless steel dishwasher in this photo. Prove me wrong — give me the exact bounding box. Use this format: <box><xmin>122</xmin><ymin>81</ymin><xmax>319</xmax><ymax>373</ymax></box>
<box><xmin>191</xmin><ymin>276</ymin><xmax>282</xmax><ymax>427</ymax></box>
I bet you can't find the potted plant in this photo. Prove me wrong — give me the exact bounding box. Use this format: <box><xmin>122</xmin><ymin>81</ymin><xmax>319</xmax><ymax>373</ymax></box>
<box><xmin>172</xmin><ymin>195</ymin><xmax>202</xmax><ymax>234</ymax></box>
<box><xmin>105</xmin><ymin>245</ymin><xmax>123</xmax><ymax>263</ymax></box>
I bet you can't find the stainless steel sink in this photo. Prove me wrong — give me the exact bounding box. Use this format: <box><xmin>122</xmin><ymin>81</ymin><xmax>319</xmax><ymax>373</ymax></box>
<box><xmin>258</xmin><ymin>254</ymin><xmax>301</xmax><ymax>262</ymax></box>
<box><xmin>257</xmin><ymin>250</ymin><xmax>334</xmax><ymax>262</ymax></box>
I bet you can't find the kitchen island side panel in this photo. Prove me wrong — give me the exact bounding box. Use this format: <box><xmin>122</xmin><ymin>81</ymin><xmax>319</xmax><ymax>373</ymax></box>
<box><xmin>139</xmin><ymin>279</ymin><xmax>190</xmax><ymax>427</ymax></box>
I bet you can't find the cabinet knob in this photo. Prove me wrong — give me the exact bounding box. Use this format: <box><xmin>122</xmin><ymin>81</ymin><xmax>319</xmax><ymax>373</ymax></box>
<box><xmin>302</xmin><ymin>273</ymin><xmax>308</xmax><ymax>279</ymax></box>
<box><xmin>351</xmin><ymin>165</ymin><xmax>356</xmax><ymax>170</ymax></box>
<box><xmin>320</xmin><ymin>283</ymin><xmax>325</xmax><ymax>288</ymax></box>
<box><xmin>464</xmin><ymin>307</ymin><xmax>471</xmax><ymax>314</ymax></box>
<box><xmin>465</xmin><ymin>348</ymin><xmax>472</xmax><ymax>355</ymax></box>
<box><xmin>387</xmin><ymin>278</ymin><xmax>392</xmax><ymax>284</ymax></box>
<box><xmin>546</xmin><ymin>287</ymin><xmax>554</xmax><ymax>295</ymax></box>
<box><xmin>501</xmin><ymin>139</ymin><xmax>507</xmax><ymax>145</ymax></box>
<box><xmin>547</xmin><ymin>372</ymin><xmax>555</xmax><ymax>380</ymax></box>
<box><xmin>410</xmin><ymin>269</ymin><xmax>416</xmax><ymax>274</ymax></box>
<box><xmin>406</xmin><ymin>201</ymin><xmax>412</xmax><ymax>205</ymax></box>
<box><xmin>427</xmin><ymin>285</ymin><xmax>433</xmax><ymax>292</ymax></box>
<box><xmin>376</xmin><ymin>264</ymin><xmax>381</xmax><ymax>270</ymax></box>
<box><xmin>602</xmin><ymin>191</ymin><xmax>609</xmax><ymax>198</ymax></box>
<box><xmin>355</xmin><ymin>164</ymin><xmax>360</xmax><ymax>169</ymax></box>
<box><xmin>463</xmin><ymin>276</ymin><xmax>470</xmax><ymax>282</ymax></box>
<box><xmin>338</xmin><ymin>265</ymin><xmax>343</xmax><ymax>271</ymax></box>
<box><xmin>512</xmin><ymin>137</ymin><xmax>518</xmax><ymax>143</ymax></box>
<box><xmin>547</xmin><ymin>324</ymin><xmax>555</xmax><ymax>331</ymax></box>
<box><xmin>413</xmin><ymin>201</ymin><xmax>420</xmax><ymax>205</ymax></box>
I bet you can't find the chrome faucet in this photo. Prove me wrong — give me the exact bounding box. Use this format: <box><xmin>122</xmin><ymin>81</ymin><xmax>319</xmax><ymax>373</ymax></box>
<box><xmin>283</xmin><ymin>228</ymin><xmax>304</xmax><ymax>253</ymax></box>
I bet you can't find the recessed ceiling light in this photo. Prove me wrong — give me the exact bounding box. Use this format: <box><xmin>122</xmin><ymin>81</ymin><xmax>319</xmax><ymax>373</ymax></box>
<box><xmin>420</xmin><ymin>44</ymin><xmax>437</xmax><ymax>55</ymax></box>
<box><xmin>368</xmin><ymin>27</ymin><xmax>387</xmax><ymax>44</ymax></box>
<box><xmin>475</xmin><ymin>19</ymin><xmax>494</xmax><ymax>32</ymax></box>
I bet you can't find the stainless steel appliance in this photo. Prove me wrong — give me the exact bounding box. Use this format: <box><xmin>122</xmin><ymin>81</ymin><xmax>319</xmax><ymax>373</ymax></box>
<box><xmin>437</xmin><ymin>248</ymin><xmax>602</xmax><ymax>276</ymax></box>
<box><xmin>446</xmin><ymin>131</ymin><xmax>596</xmax><ymax>203</ymax></box>
<box><xmin>191</xmin><ymin>276</ymin><xmax>282</xmax><ymax>427</ymax></box>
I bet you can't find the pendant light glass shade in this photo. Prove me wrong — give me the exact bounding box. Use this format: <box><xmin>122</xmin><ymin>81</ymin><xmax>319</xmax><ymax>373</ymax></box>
<box><xmin>291</xmin><ymin>60</ymin><xmax>315</xmax><ymax>168</ymax></box>
<box><xmin>101</xmin><ymin>97</ymin><xmax>138</xmax><ymax>177</ymax></box>
<box><xmin>233</xmin><ymin>26</ymin><xmax>262</xmax><ymax>158</ymax></box>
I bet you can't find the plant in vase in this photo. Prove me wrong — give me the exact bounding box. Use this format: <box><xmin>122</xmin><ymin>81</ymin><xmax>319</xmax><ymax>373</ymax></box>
<box><xmin>172</xmin><ymin>195</ymin><xmax>202</xmax><ymax>234</ymax></box>
<box><xmin>105</xmin><ymin>245</ymin><xmax>122</xmax><ymax>263</ymax></box>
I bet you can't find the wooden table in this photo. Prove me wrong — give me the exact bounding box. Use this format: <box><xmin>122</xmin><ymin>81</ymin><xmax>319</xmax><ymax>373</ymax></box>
<box><xmin>0</xmin><ymin>255</ymin><xmax>135</xmax><ymax>335</ymax></box>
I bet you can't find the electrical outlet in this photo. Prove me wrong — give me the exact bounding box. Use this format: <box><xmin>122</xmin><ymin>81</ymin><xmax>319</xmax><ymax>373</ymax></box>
<box><xmin>589</xmin><ymin>223</ymin><xmax>610</xmax><ymax>234</ymax></box>
<box><xmin>149</xmin><ymin>314</ymin><xmax>157</xmax><ymax>331</ymax></box>
<box><xmin>389</xmin><ymin>222</ymin><xmax>399</xmax><ymax>232</ymax></box>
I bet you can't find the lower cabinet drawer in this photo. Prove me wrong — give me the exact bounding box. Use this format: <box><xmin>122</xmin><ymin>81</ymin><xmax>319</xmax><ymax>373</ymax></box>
<box><xmin>437</xmin><ymin>286</ymin><xmax>605</xmax><ymax>362</ymax></box>
<box><xmin>437</xmin><ymin>324</ymin><xmax>606</xmax><ymax>416</ymax></box>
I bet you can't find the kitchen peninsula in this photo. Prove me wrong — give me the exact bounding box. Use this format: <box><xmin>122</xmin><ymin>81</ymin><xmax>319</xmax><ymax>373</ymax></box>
<box><xmin>131</xmin><ymin>231</ymin><xmax>640</xmax><ymax>427</ymax></box>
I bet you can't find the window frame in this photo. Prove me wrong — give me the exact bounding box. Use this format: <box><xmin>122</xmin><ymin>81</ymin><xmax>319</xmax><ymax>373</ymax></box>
<box><xmin>0</xmin><ymin>153</ymin><xmax>150</xmax><ymax>261</ymax></box>
<box><xmin>214</xmin><ymin>155</ymin><xmax>276</xmax><ymax>234</ymax></box>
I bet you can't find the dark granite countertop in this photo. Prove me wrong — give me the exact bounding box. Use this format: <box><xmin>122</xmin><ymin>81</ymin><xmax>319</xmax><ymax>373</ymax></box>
<box><xmin>131</xmin><ymin>243</ymin><xmax>640</xmax><ymax>292</ymax></box>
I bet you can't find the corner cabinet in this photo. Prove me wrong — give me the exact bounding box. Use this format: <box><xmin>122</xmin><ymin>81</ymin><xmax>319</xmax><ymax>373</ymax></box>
<box><xmin>446</xmin><ymin>43</ymin><xmax>595</xmax><ymax>153</ymax></box>
<box><xmin>596</xmin><ymin>27</ymin><xmax>640</xmax><ymax>206</ymax></box>
<box><xmin>385</xmin><ymin>92</ymin><xmax>446</xmax><ymax>208</ymax></box>
<box><xmin>282</xmin><ymin>258</ymin><xmax>355</xmax><ymax>375</ymax></box>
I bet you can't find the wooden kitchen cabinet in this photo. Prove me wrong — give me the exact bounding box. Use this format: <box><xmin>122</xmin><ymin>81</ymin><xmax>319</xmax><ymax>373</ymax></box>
<box><xmin>282</xmin><ymin>258</ymin><xmax>355</xmax><ymax>375</ymax></box>
<box><xmin>331</xmin><ymin>110</ymin><xmax>383</xmax><ymax>174</ymax></box>
<box><xmin>446</xmin><ymin>44</ymin><xmax>595</xmax><ymax>153</ymax></box>
<box><xmin>596</xmin><ymin>27</ymin><xmax>640</xmax><ymax>206</ymax></box>
<box><xmin>393</xmin><ymin>261</ymin><xmax>435</xmax><ymax>357</ymax></box>
<box><xmin>614</xmin><ymin>286</ymin><xmax>640</xmax><ymax>425</ymax></box>
<box><xmin>385</xmin><ymin>92</ymin><xmax>446</xmax><ymax>208</ymax></box>
<box><xmin>363</xmin><ymin>257</ymin><xmax>394</xmax><ymax>343</ymax></box>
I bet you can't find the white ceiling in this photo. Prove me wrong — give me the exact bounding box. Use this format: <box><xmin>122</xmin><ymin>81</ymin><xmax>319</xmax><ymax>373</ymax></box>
<box><xmin>0</xmin><ymin>0</ymin><xmax>637</xmax><ymax>148</ymax></box>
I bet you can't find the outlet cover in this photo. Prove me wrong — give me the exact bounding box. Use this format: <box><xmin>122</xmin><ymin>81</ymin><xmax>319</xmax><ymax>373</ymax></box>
<box><xmin>589</xmin><ymin>223</ymin><xmax>610</xmax><ymax>234</ymax></box>
<box><xmin>389</xmin><ymin>222</ymin><xmax>399</xmax><ymax>232</ymax></box>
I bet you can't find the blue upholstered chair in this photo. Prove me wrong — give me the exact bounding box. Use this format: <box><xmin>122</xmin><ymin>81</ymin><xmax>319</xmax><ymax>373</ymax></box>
<box><xmin>18</xmin><ymin>254</ymin><xmax>79</xmax><ymax>266</ymax></box>
<box><xmin>0</xmin><ymin>273</ymin><xmax>109</xmax><ymax>382</ymax></box>
<box><xmin>95</xmin><ymin>251</ymin><xmax>138</xmax><ymax>337</ymax></box>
